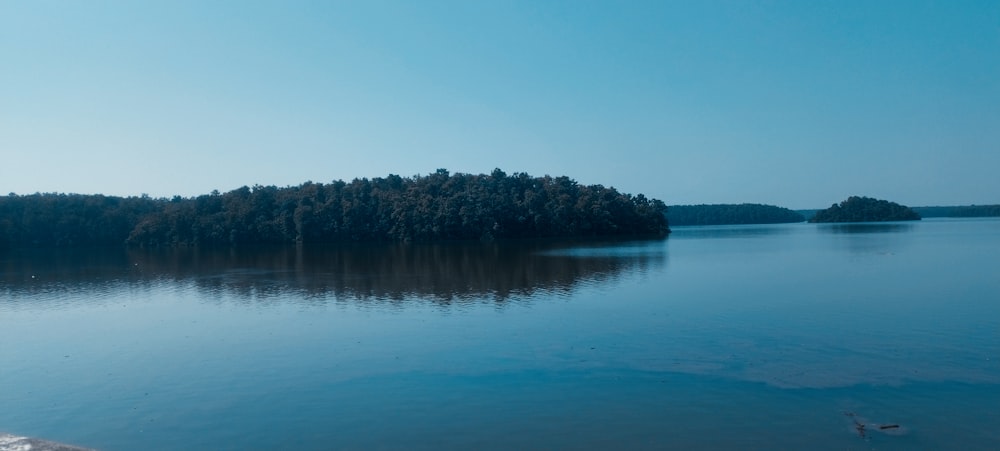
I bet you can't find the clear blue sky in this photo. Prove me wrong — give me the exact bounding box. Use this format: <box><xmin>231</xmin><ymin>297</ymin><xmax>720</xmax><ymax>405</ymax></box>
<box><xmin>2</xmin><ymin>0</ymin><xmax>997</xmax><ymax>209</ymax></box>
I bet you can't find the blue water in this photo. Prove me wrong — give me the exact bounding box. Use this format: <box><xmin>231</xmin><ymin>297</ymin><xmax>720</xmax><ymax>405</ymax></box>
<box><xmin>2</xmin><ymin>219</ymin><xmax>999</xmax><ymax>450</ymax></box>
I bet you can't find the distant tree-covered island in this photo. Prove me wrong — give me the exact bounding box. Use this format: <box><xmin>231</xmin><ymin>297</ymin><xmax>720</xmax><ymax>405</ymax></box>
<box><xmin>809</xmin><ymin>196</ymin><xmax>921</xmax><ymax>223</ymax></box>
<box><xmin>667</xmin><ymin>203</ymin><xmax>804</xmax><ymax>226</ymax></box>
<box><xmin>911</xmin><ymin>205</ymin><xmax>1000</xmax><ymax>218</ymax></box>
<box><xmin>0</xmin><ymin>169</ymin><xmax>669</xmax><ymax>248</ymax></box>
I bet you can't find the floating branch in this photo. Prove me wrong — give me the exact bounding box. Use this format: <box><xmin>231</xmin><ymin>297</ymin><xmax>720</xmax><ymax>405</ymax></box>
<box><xmin>844</xmin><ymin>412</ymin><xmax>904</xmax><ymax>439</ymax></box>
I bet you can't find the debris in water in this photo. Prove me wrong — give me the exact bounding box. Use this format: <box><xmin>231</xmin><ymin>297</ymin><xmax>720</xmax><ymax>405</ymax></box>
<box><xmin>843</xmin><ymin>412</ymin><xmax>905</xmax><ymax>439</ymax></box>
<box><xmin>855</xmin><ymin>423</ymin><xmax>866</xmax><ymax>438</ymax></box>
<box><xmin>844</xmin><ymin>412</ymin><xmax>866</xmax><ymax>438</ymax></box>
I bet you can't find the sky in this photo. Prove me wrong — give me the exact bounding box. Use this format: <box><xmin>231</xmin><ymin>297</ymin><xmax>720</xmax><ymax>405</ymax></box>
<box><xmin>1</xmin><ymin>0</ymin><xmax>998</xmax><ymax>209</ymax></box>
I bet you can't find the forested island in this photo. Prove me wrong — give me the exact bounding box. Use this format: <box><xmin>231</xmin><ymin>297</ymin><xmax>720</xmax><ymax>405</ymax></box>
<box><xmin>667</xmin><ymin>204</ymin><xmax>804</xmax><ymax>226</ymax></box>
<box><xmin>809</xmin><ymin>196</ymin><xmax>921</xmax><ymax>223</ymax></box>
<box><xmin>0</xmin><ymin>169</ymin><xmax>669</xmax><ymax>248</ymax></box>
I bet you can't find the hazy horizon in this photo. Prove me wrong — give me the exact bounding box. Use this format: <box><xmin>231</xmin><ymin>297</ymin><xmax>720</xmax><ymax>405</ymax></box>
<box><xmin>3</xmin><ymin>1</ymin><xmax>998</xmax><ymax>210</ymax></box>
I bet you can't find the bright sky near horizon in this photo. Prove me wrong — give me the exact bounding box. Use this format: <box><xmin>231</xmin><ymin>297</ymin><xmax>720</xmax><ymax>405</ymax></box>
<box><xmin>2</xmin><ymin>1</ymin><xmax>998</xmax><ymax>209</ymax></box>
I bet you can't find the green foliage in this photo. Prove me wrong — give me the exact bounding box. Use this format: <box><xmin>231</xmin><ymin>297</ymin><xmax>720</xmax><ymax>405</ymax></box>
<box><xmin>0</xmin><ymin>170</ymin><xmax>670</xmax><ymax>248</ymax></box>
<box><xmin>667</xmin><ymin>204</ymin><xmax>804</xmax><ymax>226</ymax></box>
<box><xmin>0</xmin><ymin>193</ymin><xmax>160</xmax><ymax>248</ymax></box>
<box><xmin>809</xmin><ymin>196</ymin><xmax>920</xmax><ymax>223</ymax></box>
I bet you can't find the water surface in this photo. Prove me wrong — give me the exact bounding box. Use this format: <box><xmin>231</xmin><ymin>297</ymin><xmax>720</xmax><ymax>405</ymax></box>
<box><xmin>2</xmin><ymin>219</ymin><xmax>998</xmax><ymax>450</ymax></box>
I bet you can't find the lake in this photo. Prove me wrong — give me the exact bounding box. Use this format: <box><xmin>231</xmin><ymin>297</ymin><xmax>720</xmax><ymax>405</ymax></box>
<box><xmin>2</xmin><ymin>218</ymin><xmax>999</xmax><ymax>450</ymax></box>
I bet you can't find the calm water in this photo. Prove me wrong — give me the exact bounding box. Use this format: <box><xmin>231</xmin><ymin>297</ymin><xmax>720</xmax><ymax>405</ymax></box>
<box><xmin>2</xmin><ymin>219</ymin><xmax>999</xmax><ymax>450</ymax></box>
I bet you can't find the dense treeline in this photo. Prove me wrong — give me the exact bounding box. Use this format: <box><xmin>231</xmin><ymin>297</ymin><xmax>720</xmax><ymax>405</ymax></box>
<box><xmin>0</xmin><ymin>169</ymin><xmax>669</xmax><ymax>248</ymax></box>
<box><xmin>912</xmin><ymin>205</ymin><xmax>1000</xmax><ymax>218</ymax></box>
<box><xmin>667</xmin><ymin>203</ymin><xmax>804</xmax><ymax>226</ymax></box>
<box><xmin>809</xmin><ymin>196</ymin><xmax>920</xmax><ymax>223</ymax></box>
<box><xmin>0</xmin><ymin>193</ymin><xmax>160</xmax><ymax>247</ymax></box>
<box><xmin>796</xmin><ymin>209</ymin><xmax>819</xmax><ymax>220</ymax></box>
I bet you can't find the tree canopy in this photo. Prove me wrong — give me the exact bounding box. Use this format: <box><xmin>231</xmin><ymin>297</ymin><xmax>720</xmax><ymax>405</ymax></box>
<box><xmin>0</xmin><ymin>170</ymin><xmax>669</xmax><ymax>248</ymax></box>
<box><xmin>809</xmin><ymin>196</ymin><xmax>920</xmax><ymax>223</ymax></box>
<box><xmin>667</xmin><ymin>203</ymin><xmax>804</xmax><ymax>226</ymax></box>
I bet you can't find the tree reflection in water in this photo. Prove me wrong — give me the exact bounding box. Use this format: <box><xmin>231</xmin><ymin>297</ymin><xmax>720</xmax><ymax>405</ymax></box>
<box><xmin>1</xmin><ymin>239</ymin><xmax>667</xmax><ymax>306</ymax></box>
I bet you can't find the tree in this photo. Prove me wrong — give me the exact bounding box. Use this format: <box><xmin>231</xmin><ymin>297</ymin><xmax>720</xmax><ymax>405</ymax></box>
<box><xmin>809</xmin><ymin>196</ymin><xmax>920</xmax><ymax>223</ymax></box>
<box><xmin>2</xmin><ymin>170</ymin><xmax>671</xmax><ymax>248</ymax></box>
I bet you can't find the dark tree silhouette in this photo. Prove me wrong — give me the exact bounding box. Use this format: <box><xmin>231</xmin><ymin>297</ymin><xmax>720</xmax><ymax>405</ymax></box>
<box><xmin>667</xmin><ymin>204</ymin><xmax>804</xmax><ymax>226</ymax></box>
<box><xmin>809</xmin><ymin>196</ymin><xmax>920</xmax><ymax>223</ymax></box>
<box><xmin>911</xmin><ymin>205</ymin><xmax>1000</xmax><ymax>218</ymax></box>
<box><xmin>0</xmin><ymin>170</ymin><xmax>670</xmax><ymax>248</ymax></box>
